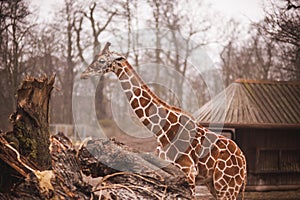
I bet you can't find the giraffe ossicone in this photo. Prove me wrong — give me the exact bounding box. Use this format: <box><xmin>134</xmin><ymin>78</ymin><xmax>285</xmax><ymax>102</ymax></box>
<box><xmin>81</xmin><ymin>42</ymin><xmax>247</xmax><ymax>199</ymax></box>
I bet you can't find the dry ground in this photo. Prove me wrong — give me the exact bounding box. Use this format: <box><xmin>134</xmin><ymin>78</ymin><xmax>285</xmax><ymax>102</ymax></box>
<box><xmin>195</xmin><ymin>186</ymin><xmax>300</xmax><ymax>200</ymax></box>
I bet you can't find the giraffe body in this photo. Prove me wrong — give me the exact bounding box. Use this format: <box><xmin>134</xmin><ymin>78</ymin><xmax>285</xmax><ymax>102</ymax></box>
<box><xmin>81</xmin><ymin>43</ymin><xmax>247</xmax><ymax>199</ymax></box>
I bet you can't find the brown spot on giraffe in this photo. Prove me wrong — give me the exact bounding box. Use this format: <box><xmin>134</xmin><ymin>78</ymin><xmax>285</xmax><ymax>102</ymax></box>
<box><xmin>228</xmin><ymin>142</ymin><xmax>236</xmax><ymax>153</ymax></box>
<box><xmin>226</xmin><ymin>158</ymin><xmax>233</xmax><ymax>166</ymax></box>
<box><xmin>166</xmin><ymin>123</ymin><xmax>180</xmax><ymax>143</ymax></box>
<box><xmin>133</xmin><ymin>88</ymin><xmax>141</xmax><ymax>97</ymax></box>
<box><xmin>121</xmin><ymin>81</ymin><xmax>131</xmax><ymax>90</ymax></box>
<box><xmin>142</xmin><ymin>118</ymin><xmax>150</xmax><ymax>126</ymax></box>
<box><xmin>168</xmin><ymin>112</ymin><xmax>178</xmax><ymax>124</ymax></box>
<box><xmin>161</xmin><ymin>119</ymin><xmax>171</xmax><ymax>131</ymax></box>
<box><xmin>134</xmin><ymin>108</ymin><xmax>143</xmax><ymax>118</ymax></box>
<box><xmin>131</xmin><ymin>98</ymin><xmax>139</xmax><ymax>108</ymax></box>
<box><xmin>159</xmin><ymin>134</ymin><xmax>169</xmax><ymax>147</ymax></box>
<box><xmin>236</xmin><ymin>175</ymin><xmax>243</xmax><ymax>185</ymax></box>
<box><xmin>176</xmin><ymin>154</ymin><xmax>193</xmax><ymax>170</ymax></box>
<box><xmin>140</xmin><ymin>97</ymin><xmax>150</xmax><ymax>107</ymax></box>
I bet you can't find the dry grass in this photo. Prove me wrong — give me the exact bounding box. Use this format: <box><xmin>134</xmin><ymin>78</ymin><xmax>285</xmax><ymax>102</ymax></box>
<box><xmin>195</xmin><ymin>186</ymin><xmax>300</xmax><ymax>200</ymax></box>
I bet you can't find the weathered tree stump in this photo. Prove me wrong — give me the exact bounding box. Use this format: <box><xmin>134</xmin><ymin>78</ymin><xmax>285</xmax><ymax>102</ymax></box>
<box><xmin>7</xmin><ymin>75</ymin><xmax>55</xmax><ymax>169</ymax></box>
<box><xmin>0</xmin><ymin>75</ymin><xmax>55</xmax><ymax>193</ymax></box>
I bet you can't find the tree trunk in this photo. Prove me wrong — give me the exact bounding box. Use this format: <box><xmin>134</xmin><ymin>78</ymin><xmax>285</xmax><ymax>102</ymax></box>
<box><xmin>7</xmin><ymin>75</ymin><xmax>54</xmax><ymax>170</ymax></box>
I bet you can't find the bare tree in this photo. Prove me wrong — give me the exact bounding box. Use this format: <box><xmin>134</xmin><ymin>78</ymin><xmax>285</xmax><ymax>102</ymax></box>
<box><xmin>26</xmin><ymin>26</ymin><xmax>69</xmax><ymax>123</ymax></box>
<box><xmin>263</xmin><ymin>0</ymin><xmax>300</xmax><ymax>80</ymax></box>
<box><xmin>220</xmin><ymin>20</ymin><xmax>244</xmax><ymax>86</ymax></box>
<box><xmin>251</xmin><ymin>26</ymin><xmax>276</xmax><ymax>80</ymax></box>
<box><xmin>48</xmin><ymin>0</ymin><xmax>117</xmax><ymax>123</ymax></box>
<box><xmin>220</xmin><ymin>1</ymin><xmax>299</xmax><ymax>85</ymax></box>
<box><xmin>76</xmin><ymin>2</ymin><xmax>117</xmax><ymax>119</ymax></box>
<box><xmin>148</xmin><ymin>0</ymin><xmax>215</xmax><ymax>107</ymax></box>
<box><xmin>80</xmin><ymin>2</ymin><xmax>116</xmax><ymax>58</ymax></box>
<box><xmin>49</xmin><ymin>0</ymin><xmax>78</xmax><ymax>125</ymax></box>
<box><xmin>0</xmin><ymin>0</ymin><xmax>32</xmax><ymax>130</ymax></box>
<box><xmin>286</xmin><ymin>0</ymin><xmax>300</xmax><ymax>10</ymax></box>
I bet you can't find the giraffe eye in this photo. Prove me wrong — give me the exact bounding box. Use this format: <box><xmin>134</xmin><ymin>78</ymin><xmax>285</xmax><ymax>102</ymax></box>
<box><xmin>99</xmin><ymin>59</ymin><xmax>105</xmax><ymax>64</ymax></box>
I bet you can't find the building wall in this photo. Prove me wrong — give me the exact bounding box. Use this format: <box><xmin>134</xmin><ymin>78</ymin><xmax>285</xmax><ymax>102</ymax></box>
<box><xmin>235</xmin><ymin>127</ymin><xmax>300</xmax><ymax>188</ymax></box>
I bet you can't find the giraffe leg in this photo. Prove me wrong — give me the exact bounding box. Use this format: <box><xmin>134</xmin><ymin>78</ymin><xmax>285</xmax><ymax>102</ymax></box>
<box><xmin>189</xmin><ymin>184</ymin><xmax>196</xmax><ymax>197</ymax></box>
<box><xmin>213</xmin><ymin>158</ymin><xmax>245</xmax><ymax>200</ymax></box>
<box><xmin>187</xmin><ymin>174</ymin><xmax>197</xmax><ymax>197</ymax></box>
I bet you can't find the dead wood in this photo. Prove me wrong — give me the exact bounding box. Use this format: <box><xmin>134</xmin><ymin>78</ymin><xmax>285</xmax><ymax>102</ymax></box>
<box><xmin>0</xmin><ymin>75</ymin><xmax>193</xmax><ymax>199</ymax></box>
<box><xmin>78</xmin><ymin>138</ymin><xmax>192</xmax><ymax>199</ymax></box>
<box><xmin>8</xmin><ymin>75</ymin><xmax>55</xmax><ymax>170</ymax></box>
<box><xmin>0</xmin><ymin>134</ymin><xmax>41</xmax><ymax>198</ymax></box>
<box><xmin>1</xmin><ymin>131</ymin><xmax>192</xmax><ymax>199</ymax></box>
<box><xmin>0</xmin><ymin>134</ymin><xmax>39</xmax><ymax>177</ymax></box>
<box><xmin>0</xmin><ymin>75</ymin><xmax>54</xmax><ymax>193</ymax></box>
<box><xmin>50</xmin><ymin>132</ymin><xmax>93</xmax><ymax>199</ymax></box>
<box><xmin>0</xmin><ymin>131</ymin><xmax>94</xmax><ymax>199</ymax></box>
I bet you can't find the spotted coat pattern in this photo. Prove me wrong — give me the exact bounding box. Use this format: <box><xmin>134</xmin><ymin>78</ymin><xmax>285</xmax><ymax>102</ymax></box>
<box><xmin>82</xmin><ymin>51</ymin><xmax>247</xmax><ymax>200</ymax></box>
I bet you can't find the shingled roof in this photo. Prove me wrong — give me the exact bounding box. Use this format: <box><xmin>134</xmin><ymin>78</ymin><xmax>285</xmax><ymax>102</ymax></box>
<box><xmin>196</xmin><ymin>79</ymin><xmax>300</xmax><ymax>128</ymax></box>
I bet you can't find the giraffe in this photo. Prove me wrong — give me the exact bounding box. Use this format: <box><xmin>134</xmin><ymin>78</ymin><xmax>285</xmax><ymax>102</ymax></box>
<box><xmin>81</xmin><ymin>42</ymin><xmax>247</xmax><ymax>199</ymax></box>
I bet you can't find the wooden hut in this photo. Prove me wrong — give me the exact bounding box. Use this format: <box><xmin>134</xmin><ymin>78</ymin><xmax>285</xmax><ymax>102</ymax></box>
<box><xmin>196</xmin><ymin>79</ymin><xmax>300</xmax><ymax>191</ymax></box>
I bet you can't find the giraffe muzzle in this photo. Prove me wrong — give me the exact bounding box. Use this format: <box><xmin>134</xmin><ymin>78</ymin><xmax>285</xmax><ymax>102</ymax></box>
<box><xmin>80</xmin><ymin>66</ymin><xmax>96</xmax><ymax>79</ymax></box>
<box><xmin>80</xmin><ymin>71</ymin><xmax>91</xmax><ymax>79</ymax></box>
<box><xmin>80</xmin><ymin>68</ymin><xmax>104</xmax><ymax>79</ymax></box>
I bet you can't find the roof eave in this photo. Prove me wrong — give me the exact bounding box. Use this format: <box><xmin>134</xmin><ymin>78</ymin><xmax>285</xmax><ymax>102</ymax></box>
<box><xmin>199</xmin><ymin>122</ymin><xmax>300</xmax><ymax>129</ymax></box>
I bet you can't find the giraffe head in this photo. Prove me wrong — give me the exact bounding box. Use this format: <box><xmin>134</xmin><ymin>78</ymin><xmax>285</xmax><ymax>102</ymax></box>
<box><xmin>81</xmin><ymin>42</ymin><xmax>125</xmax><ymax>79</ymax></box>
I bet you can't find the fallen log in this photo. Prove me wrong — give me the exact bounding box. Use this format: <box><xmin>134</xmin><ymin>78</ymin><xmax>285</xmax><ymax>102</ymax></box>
<box><xmin>78</xmin><ymin>137</ymin><xmax>192</xmax><ymax>199</ymax></box>
<box><xmin>50</xmin><ymin>132</ymin><xmax>93</xmax><ymax>199</ymax></box>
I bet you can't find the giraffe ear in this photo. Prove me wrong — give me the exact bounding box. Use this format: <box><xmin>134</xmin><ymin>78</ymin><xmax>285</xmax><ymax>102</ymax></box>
<box><xmin>101</xmin><ymin>42</ymin><xmax>111</xmax><ymax>54</ymax></box>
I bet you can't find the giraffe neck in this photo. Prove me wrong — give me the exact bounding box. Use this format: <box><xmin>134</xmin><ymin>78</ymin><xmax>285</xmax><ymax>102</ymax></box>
<box><xmin>114</xmin><ymin>60</ymin><xmax>197</xmax><ymax>145</ymax></box>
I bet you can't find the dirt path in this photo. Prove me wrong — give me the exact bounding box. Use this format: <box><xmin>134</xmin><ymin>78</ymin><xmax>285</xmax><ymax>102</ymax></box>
<box><xmin>195</xmin><ymin>186</ymin><xmax>300</xmax><ymax>200</ymax></box>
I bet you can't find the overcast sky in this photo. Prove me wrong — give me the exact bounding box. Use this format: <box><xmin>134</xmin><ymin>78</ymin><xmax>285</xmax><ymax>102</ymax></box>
<box><xmin>28</xmin><ymin>0</ymin><xmax>267</xmax><ymax>64</ymax></box>
<box><xmin>209</xmin><ymin>0</ymin><xmax>265</xmax><ymax>22</ymax></box>
<box><xmin>29</xmin><ymin>0</ymin><xmax>266</xmax><ymax>23</ymax></box>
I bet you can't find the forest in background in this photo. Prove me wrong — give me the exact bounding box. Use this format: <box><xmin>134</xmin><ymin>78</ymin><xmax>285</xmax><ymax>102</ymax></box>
<box><xmin>0</xmin><ymin>0</ymin><xmax>299</xmax><ymax>132</ymax></box>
